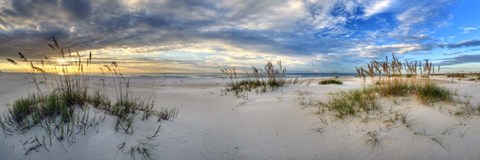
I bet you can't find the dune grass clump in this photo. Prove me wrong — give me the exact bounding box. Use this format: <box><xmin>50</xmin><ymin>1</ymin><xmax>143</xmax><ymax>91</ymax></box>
<box><xmin>357</xmin><ymin>54</ymin><xmax>452</xmax><ymax>104</ymax></box>
<box><xmin>222</xmin><ymin>61</ymin><xmax>286</xmax><ymax>96</ymax></box>
<box><xmin>7</xmin><ymin>91</ymin><xmax>77</xmax><ymax>129</ymax></box>
<box><xmin>227</xmin><ymin>79</ymin><xmax>268</xmax><ymax>95</ymax></box>
<box><xmin>314</xmin><ymin>54</ymin><xmax>458</xmax><ymax>151</ymax></box>
<box><xmin>0</xmin><ymin>39</ymin><xmax>178</xmax><ymax>155</ymax></box>
<box><xmin>373</xmin><ymin>79</ymin><xmax>413</xmax><ymax>97</ymax></box>
<box><xmin>2</xmin><ymin>39</ymin><xmax>94</xmax><ymax>130</ymax></box>
<box><xmin>89</xmin><ymin>91</ymin><xmax>111</xmax><ymax>108</ymax></box>
<box><xmin>320</xmin><ymin>54</ymin><xmax>454</xmax><ymax>119</ymax></box>
<box><xmin>111</xmin><ymin>95</ymin><xmax>153</xmax><ymax>133</ymax></box>
<box><xmin>417</xmin><ymin>82</ymin><xmax>452</xmax><ymax>104</ymax></box>
<box><xmin>320</xmin><ymin>88</ymin><xmax>378</xmax><ymax>118</ymax></box>
<box><xmin>7</xmin><ymin>94</ymin><xmax>38</xmax><ymax>127</ymax></box>
<box><xmin>319</xmin><ymin>79</ymin><xmax>343</xmax><ymax>85</ymax></box>
<box><xmin>373</xmin><ymin>79</ymin><xmax>452</xmax><ymax>104</ymax></box>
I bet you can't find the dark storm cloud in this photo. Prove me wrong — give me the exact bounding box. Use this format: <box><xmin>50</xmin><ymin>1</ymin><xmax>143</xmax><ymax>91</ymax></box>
<box><xmin>0</xmin><ymin>0</ymin><xmax>351</xmax><ymax>59</ymax></box>
<box><xmin>3</xmin><ymin>0</ymin><xmax>57</xmax><ymax>17</ymax></box>
<box><xmin>61</xmin><ymin>0</ymin><xmax>93</xmax><ymax>19</ymax></box>
<box><xmin>0</xmin><ymin>0</ymin><xmax>213</xmax><ymax>57</ymax></box>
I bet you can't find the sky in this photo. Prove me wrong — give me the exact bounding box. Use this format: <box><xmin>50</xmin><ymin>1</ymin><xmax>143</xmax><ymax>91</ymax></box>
<box><xmin>0</xmin><ymin>0</ymin><xmax>479</xmax><ymax>74</ymax></box>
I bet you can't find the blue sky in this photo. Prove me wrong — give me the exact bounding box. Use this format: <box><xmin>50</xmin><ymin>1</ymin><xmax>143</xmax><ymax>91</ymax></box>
<box><xmin>0</xmin><ymin>0</ymin><xmax>479</xmax><ymax>73</ymax></box>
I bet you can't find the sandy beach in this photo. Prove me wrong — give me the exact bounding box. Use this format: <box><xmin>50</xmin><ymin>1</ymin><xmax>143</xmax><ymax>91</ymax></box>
<box><xmin>1</xmin><ymin>73</ymin><xmax>480</xmax><ymax>160</ymax></box>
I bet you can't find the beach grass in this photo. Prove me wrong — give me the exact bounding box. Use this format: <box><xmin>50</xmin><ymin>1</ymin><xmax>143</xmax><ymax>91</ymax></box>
<box><xmin>319</xmin><ymin>79</ymin><xmax>343</xmax><ymax>85</ymax></box>
<box><xmin>0</xmin><ymin>39</ymin><xmax>178</xmax><ymax>155</ymax></box>
<box><xmin>416</xmin><ymin>82</ymin><xmax>452</xmax><ymax>104</ymax></box>
<box><xmin>222</xmin><ymin>61</ymin><xmax>287</xmax><ymax>96</ymax></box>
<box><xmin>320</xmin><ymin>54</ymin><xmax>454</xmax><ymax>119</ymax></box>
<box><xmin>320</xmin><ymin>88</ymin><xmax>378</xmax><ymax>118</ymax></box>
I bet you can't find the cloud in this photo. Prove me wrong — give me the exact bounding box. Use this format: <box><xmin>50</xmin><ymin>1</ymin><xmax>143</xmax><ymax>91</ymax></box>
<box><xmin>442</xmin><ymin>48</ymin><xmax>480</xmax><ymax>56</ymax></box>
<box><xmin>407</xmin><ymin>34</ymin><xmax>431</xmax><ymax>41</ymax></box>
<box><xmin>460</xmin><ymin>27</ymin><xmax>478</xmax><ymax>33</ymax></box>
<box><xmin>437</xmin><ymin>54</ymin><xmax>480</xmax><ymax>66</ymax></box>
<box><xmin>439</xmin><ymin>40</ymin><xmax>480</xmax><ymax>49</ymax></box>
<box><xmin>61</xmin><ymin>0</ymin><xmax>93</xmax><ymax>19</ymax></box>
<box><xmin>363</xmin><ymin>0</ymin><xmax>397</xmax><ymax>17</ymax></box>
<box><xmin>0</xmin><ymin>0</ymin><xmax>362</xmax><ymax>59</ymax></box>
<box><xmin>350</xmin><ymin>43</ymin><xmax>432</xmax><ymax>57</ymax></box>
<box><xmin>443</xmin><ymin>51</ymin><xmax>463</xmax><ymax>56</ymax></box>
<box><xmin>391</xmin><ymin>0</ymin><xmax>455</xmax><ymax>38</ymax></box>
<box><xmin>0</xmin><ymin>0</ymin><xmax>463</xmax><ymax>72</ymax></box>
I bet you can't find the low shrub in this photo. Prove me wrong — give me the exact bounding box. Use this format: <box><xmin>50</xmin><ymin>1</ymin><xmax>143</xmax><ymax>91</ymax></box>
<box><xmin>319</xmin><ymin>79</ymin><xmax>343</xmax><ymax>85</ymax></box>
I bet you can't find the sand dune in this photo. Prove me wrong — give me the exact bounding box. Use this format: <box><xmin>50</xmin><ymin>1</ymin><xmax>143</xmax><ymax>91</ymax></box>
<box><xmin>1</xmin><ymin>73</ymin><xmax>480</xmax><ymax>160</ymax></box>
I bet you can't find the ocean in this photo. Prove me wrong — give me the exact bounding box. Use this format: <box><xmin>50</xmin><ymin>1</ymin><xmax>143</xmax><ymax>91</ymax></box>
<box><xmin>131</xmin><ymin>73</ymin><xmax>357</xmax><ymax>79</ymax></box>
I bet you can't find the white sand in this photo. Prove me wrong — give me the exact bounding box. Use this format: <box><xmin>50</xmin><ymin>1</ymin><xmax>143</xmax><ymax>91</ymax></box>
<box><xmin>1</xmin><ymin>73</ymin><xmax>480</xmax><ymax>160</ymax></box>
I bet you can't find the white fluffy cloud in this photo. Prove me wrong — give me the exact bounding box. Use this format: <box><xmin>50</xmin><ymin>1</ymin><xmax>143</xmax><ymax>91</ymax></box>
<box><xmin>363</xmin><ymin>0</ymin><xmax>397</xmax><ymax>17</ymax></box>
<box><xmin>350</xmin><ymin>43</ymin><xmax>432</xmax><ymax>57</ymax></box>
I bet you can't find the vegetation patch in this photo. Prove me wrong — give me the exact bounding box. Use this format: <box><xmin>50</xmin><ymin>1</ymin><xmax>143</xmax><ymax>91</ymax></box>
<box><xmin>0</xmin><ymin>39</ymin><xmax>178</xmax><ymax>156</ymax></box>
<box><xmin>222</xmin><ymin>61</ymin><xmax>287</xmax><ymax>96</ymax></box>
<box><xmin>319</xmin><ymin>79</ymin><xmax>343</xmax><ymax>85</ymax></box>
<box><xmin>320</xmin><ymin>88</ymin><xmax>378</xmax><ymax>118</ymax></box>
<box><xmin>416</xmin><ymin>82</ymin><xmax>452</xmax><ymax>104</ymax></box>
<box><xmin>446</xmin><ymin>73</ymin><xmax>466</xmax><ymax>78</ymax></box>
<box><xmin>320</xmin><ymin>54</ymin><xmax>454</xmax><ymax>119</ymax></box>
